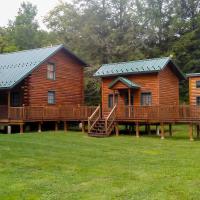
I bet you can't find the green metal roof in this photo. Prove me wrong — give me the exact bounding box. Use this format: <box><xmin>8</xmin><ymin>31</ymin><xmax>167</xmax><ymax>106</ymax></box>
<box><xmin>109</xmin><ymin>77</ymin><xmax>140</xmax><ymax>89</ymax></box>
<box><xmin>94</xmin><ymin>57</ymin><xmax>185</xmax><ymax>80</ymax></box>
<box><xmin>0</xmin><ymin>44</ymin><xmax>88</xmax><ymax>89</ymax></box>
<box><xmin>186</xmin><ymin>73</ymin><xmax>200</xmax><ymax>77</ymax></box>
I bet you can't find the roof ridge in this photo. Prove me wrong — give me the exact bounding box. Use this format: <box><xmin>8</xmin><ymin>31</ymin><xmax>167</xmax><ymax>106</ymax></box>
<box><xmin>102</xmin><ymin>56</ymin><xmax>170</xmax><ymax>66</ymax></box>
<box><xmin>0</xmin><ymin>44</ymin><xmax>63</xmax><ymax>56</ymax></box>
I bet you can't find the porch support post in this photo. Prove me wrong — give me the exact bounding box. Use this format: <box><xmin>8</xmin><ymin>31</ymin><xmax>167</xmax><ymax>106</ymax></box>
<box><xmin>55</xmin><ymin>122</ymin><xmax>58</xmax><ymax>131</ymax></box>
<box><xmin>82</xmin><ymin>121</ymin><xmax>85</xmax><ymax>133</ymax></box>
<box><xmin>196</xmin><ymin>124</ymin><xmax>199</xmax><ymax>138</ymax></box>
<box><xmin>169</xmin><ymin>124</ymin><xmax>172</xmax><ymax>136</ymax></box>
<box><xmin>64</xmin><ymin>121</ymin><xmax>67</xmax><ymax>132</ymax></box>
<box><xmin>115</xmin><ymin>122</ymin><xmax>119</xmax><ymax>136</ymax></box>
<box><xmin>189</xmin><ymin>123</ymin><xmax>194</xmax><ymax>141</ymax></box>
<box><xmin>113</xmin><ymin>90</ymin><xmax>115</xmax><ymax>105</ymax></box>
<box><xmin>136</xmin><ymin>122</ymin><xmax>140</xmax><ymax>138</ymax></box>
<box><xmin>160</xmin><ymin>123</ymin><xmax>165</xmax><ymax>139</ymax></box>
<box><xmin>148</xmin><ymin>124</ymin><xmax>151</xmax><ymax>135</ymax></box>
<box><xmin>7</xmin><ymin>125</ymin><xmax>12</xmax><ymax>134</ymax></box>
<box><xmin>38</xmin><ymin>122</ymin><xmax>42</xmax><ymax>133</ymax></box>
<box><xmin>20</xmin><ymin>124</ymin><xmax>24</xmax><ymax>134</ymax></box>
<box><xmin>128</xmin><ymin>88</ymin><xmax>131</xmax><ymax>118</ymax></box>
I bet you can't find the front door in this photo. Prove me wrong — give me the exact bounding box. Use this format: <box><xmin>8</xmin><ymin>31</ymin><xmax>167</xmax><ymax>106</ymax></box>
<box><xmin>124</xmin><ymin>90</ymin><xmax>134</xmax><ymax>117</ymax></box>
<box><xmin>124</xmin><ymin>90</ymin><xmax>134</xmax><ymax>106</ymax></box>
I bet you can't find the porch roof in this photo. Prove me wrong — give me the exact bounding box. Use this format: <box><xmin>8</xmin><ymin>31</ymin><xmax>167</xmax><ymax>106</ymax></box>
<box><xmin>108</xmin><ymin>77</ymin><xmax>140</xmax><ymax>89</ymax></box>
<box><xmin>0</xmin><ymin>44</ymin><xmax>88</xmax><ymax>89</ymax></box>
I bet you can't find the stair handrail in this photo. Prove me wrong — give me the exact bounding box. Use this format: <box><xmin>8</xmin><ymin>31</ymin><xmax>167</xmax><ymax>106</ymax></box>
<box><xmin>105</xmin><ymin>104</ymin><xmax>117</xmax><ymax>134</ymax></box>
<box><xmin>88</xmin><ymin>105</ymin><xmax>101</xmax><ymax>133</ymax></box>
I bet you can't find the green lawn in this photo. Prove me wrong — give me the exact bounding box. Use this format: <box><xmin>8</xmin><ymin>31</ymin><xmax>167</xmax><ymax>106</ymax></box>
<box><xmin>0</xmin><ymin>125</ymin><xmax>200</xmax><ymax>200</ymax></box>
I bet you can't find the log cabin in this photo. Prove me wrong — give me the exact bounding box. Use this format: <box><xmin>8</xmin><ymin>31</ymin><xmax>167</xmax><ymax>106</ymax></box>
<box><xmin>0</xmin><ymin>44</ymin><xmax>96</xmax><ymax>133</ymax></box>
<box><xmin>88</xmin><ymin>57</ymin><xmax>193</xmax><ymax>137</ymax></box>
<box><xmin>187</xmin><ymin>73</ymin><xmax>200</xmax><ymax>106</ymax></box>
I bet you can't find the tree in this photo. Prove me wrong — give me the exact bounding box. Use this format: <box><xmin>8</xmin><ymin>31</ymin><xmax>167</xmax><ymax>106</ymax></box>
<box><xmin>9</xmin><ymin>2</ymin><xmax>53</xmax><ymax>50</ymax></box>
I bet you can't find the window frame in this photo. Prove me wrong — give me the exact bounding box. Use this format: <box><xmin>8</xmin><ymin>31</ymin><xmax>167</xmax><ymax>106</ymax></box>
<box><xmin>196</xmin><ymin>81</ymin><xmax>200</xmax><ymax>88</ymax></box>
<box><xmin>47</xmin><ymin>63</ymin><xmax>56</xmax><ymax>80</ymax></box>
<box><xmin>11</xmin><ymin>92</ymin><xmax>21</xmax><ymax>107</ymax></box>
<box><xmin>196</xmin><ymin>96</ymin><xmax>200</xmax><ymax>106</ymax></box>
<box><xmin>48</xmin><ymin>91</ymin><xmax>56</xmax><ymax>105</ymax></box>
<box><xmin>141</xmin><ymin>92</ymin><xmax>152</xmax><ymax>106</ymax></box>
<box><xmin>108</xmin><ymin>94</ymin><xmax>113</xmax><ymax>108</ymax></box>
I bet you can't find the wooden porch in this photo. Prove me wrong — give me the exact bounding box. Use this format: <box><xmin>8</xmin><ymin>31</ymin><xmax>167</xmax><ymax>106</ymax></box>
<box><xmin>88</xmin><ymin>104</ymin><xmax>200</xmax><ymax>139</ymax></box>
<box><xmin>0</xmin><ymin>104</ymin><xmax>200</xmax><ymax>139</ymax></box>
<box><xmin>0</xmin><ymin>105</ymin><xmax>96</xmax><ymax>123</ymax></box>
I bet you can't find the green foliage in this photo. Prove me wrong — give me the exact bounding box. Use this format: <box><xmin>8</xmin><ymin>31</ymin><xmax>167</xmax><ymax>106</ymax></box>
<box><xmin>1</xmin><ymin>0</ymin><xmax>200</xmax><ymax>104</ymax></box>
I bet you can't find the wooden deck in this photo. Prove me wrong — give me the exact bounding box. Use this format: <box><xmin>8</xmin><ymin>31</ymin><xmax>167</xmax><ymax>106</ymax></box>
<box><xmin>0</xmin><ymin>105</ymin><xmax>200</xmax><ymax>124</ymax></box>
<box><xmin>0</xmin><ymin>105</ymin><xmax>97</xmax><ymax>124</ymax></box>
<box><xmin>115</xmin><ymin>105</ymin><xmax>200</xmax><ymax>123</ymax></box>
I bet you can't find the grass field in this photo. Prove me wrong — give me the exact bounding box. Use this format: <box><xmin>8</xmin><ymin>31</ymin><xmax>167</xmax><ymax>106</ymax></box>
<box><xmin>0</xmin><ymin>125</ymin><xmax>200</xmax><ymax>200</ymax></box>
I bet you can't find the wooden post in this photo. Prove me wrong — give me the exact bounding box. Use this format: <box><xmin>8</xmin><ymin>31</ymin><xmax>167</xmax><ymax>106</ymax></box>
<box><xmin>128</xmin><ymin>88</ymin><xmax>131</xmax><ymax>118</ymax></box>
<box><xmin>169</xmin><ymin>124</ymin><xmax>172</xmax><ymax>136</ymax></box>
<box><xmin>55</xmin><ymin>122</ymin><xmax>58</xmax><ymax>131</ymax></box>
<box><xmin>20</xmin><ymin>124</ymin><xmax>24</xmax><ymax>134</ymax></box>
<box><xmin>38</xmin><ymin>122</ymin><xmax>42</xmax><ymax>133</ymax></box>
<box><xmin>156</xmin><ymin>125</ymin><xmax>160</xmax><ymax>136</ymax></box>
<box><xmin>115</xmin><ymin>122</ymin><xmax>119</xmax><ymax>136</ymax></box>
<box><xmin>7</xmin><ymin>125</ymin><xmax>11</xmax><ymax>134</ymax></box>
<box><xmin>160</xmin><ymin>123</ymin><xmax>165</xmax><ymax>139</ymax></box>
<box><xmin>82</xmin><ymin>121</ymin><xmax>85</xmax><ymax>133</ymax></box>
<box><xmin>196</xmin><ymin>124</ymin><xmax>199</xmax><ymax>138</ymax></box>
<box><xmin>189</xmin><ymin>123</ymin><xmax>194</xmax><ymax>141</ymax></box>
<box><xmin>64</xmin><ymin>121</ymin><xmax>67</xmax><ymax>132</ymax></box>
<box><xmin>148</xmin><ymin>124</ymin><xmax>151</xmax><ymax>135</ymax></box>
<box><xmin>136</xmin><ymin>122</ymin><xmax>139</xmax><ymax>138</ymax></box>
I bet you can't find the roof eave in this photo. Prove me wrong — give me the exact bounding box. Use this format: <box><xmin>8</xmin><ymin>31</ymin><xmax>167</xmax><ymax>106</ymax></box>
<box><xmin>94</xmin><ymin>70</ymin><xmax>160</xmax><ymax>78</ymax></box>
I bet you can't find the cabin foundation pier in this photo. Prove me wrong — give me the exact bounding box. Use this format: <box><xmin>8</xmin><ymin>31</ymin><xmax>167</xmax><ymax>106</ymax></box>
<box><xmin>169</xmin><ymin>124</ymin><xmax>172</xmax><ymax>136</ymax></box>
<box><xmin>136</xmin><ymin>123</ymin><xmax>140</xmax><ymax>138</ymax></box>
<box><xmin>156</xmin><ymin>125</ymin><xmax>160</xmax><ymax>136</ymax></box>
<box><xmin>81</xmin><ymin>121</ymin><xmax>86</xmax><ymax>133</ymax></box>
<box><xmin>114</xmin><ymin>122</ymin><xmax>119</xmax><ymax>136</ymax></box>
<box><xmin>160</xmin><ymin>123</ymin><xmax>165</xmax><ymax>139</ymax></box>
<box><xmin>38</xmin><ymin>122</ymin><xmax>42</xmax><ymax>133</ymax></box>
<box><xmin>55</xmin><ymin>122</ymin><xmax>59</xmax><ymax>131</ymax></box>
<box><xmin>64</xmin><ymin>121</ymin><xmax>67</xmax><ymax>132</ymax></box>
<box><xmin>196</xmin><ymin>124</ymin><xmax>200</xmax><ymax>138</ymax></box>
<box><xmin>20</xmin><ymin>124</ymin><xmax>24</xmax><ymax>134</ymax></box>
<box><xmin>7</xmin><ymin>125</ymin><xmax>12</xmax><ymax>134</ymax></box>
<box><xmin>189</xmin><ymin>123</ymin><xmax>194</xmax><ymax>141</ymax></box>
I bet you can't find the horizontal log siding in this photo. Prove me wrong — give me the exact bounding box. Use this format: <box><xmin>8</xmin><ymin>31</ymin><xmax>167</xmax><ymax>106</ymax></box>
<box><xmin>102</xmin><ymin>73</ymin><xmax>159</xmax><ymax>112</ymax></box>
<box><xmin>26</xmin><ymin>49</ymin><xmax>84</xmax><ymax>106</ymax></box>
<box><xmin>159</xmin><ymin>64</ymin><xmax>179</xmax><ymax>105</ymax></box>
<box><xmin>189</xmin><ymin>76</ymin><xmax>200</xmax><ymax>106</ymax></box>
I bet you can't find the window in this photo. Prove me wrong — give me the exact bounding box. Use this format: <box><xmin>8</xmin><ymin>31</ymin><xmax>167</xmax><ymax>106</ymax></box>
<box><xmin>141</xmin><ymin>92</ymin><xmax>152</xmax><ymax>106</ymax></box>
<box><xmin>108</xmin><ymin>94</ymin><xmax>113</xmax><ymax>108</ymax></box>
<box><xmin>48</xmin><ymin>91</ymin><xmax>56</xmax><ymax>104</ymax></box>
<box><xmin>196</xmin><ymin>81</ymin><xmax>200</xmax><ymax>88</ymax></box>
<box><xmin>47</xmin><ymin>63</ymin><xmax>56</xmax><ymax>80</ymax></box>
<box><xmin>11</xmin><ymin>92</ymin><xmax>20</xmax><ymax>107</ymax></box>
<box><xmin>108</xmin><ymin>94</ymin><xmax>118</xmax><ymax>108</ymax></box>
<box><xmin>197</xmin><ymin>97</ymin><xmax>200</xmax><ymax>106</ymax></box>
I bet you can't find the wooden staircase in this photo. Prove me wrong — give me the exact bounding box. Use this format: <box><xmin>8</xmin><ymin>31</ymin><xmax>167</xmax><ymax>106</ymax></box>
<box><xmin>88</xmin><ymin>105</ymin><xmax>117</xmax><ymax>137</ymax></box>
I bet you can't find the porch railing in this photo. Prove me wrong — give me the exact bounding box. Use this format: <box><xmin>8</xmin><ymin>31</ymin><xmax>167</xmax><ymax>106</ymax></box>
<box><xmin>105</xmin><ymin>104</ymin><xmax>117</xmax><ymax>134</ymax></box>
<box><xmin>88</xmin><ymin>105</ymin><xmax>101</xmax><ymax>133</ymax></box>
<box><xmin>8</xmin><ymin>105</ymin><xmax>97</xmax><ymax>121</ymax></box>
<box><xmin>116</xmin><ymin>105</ymin><xmax>200</xmax><ymax>121</ymax></box>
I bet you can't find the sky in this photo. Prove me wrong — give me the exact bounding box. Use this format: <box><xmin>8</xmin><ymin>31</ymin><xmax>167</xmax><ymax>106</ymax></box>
<box><xmin>0</xmin><ymin>0</ymin><xmax>61</xmax><ymax>29</ymax></box>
